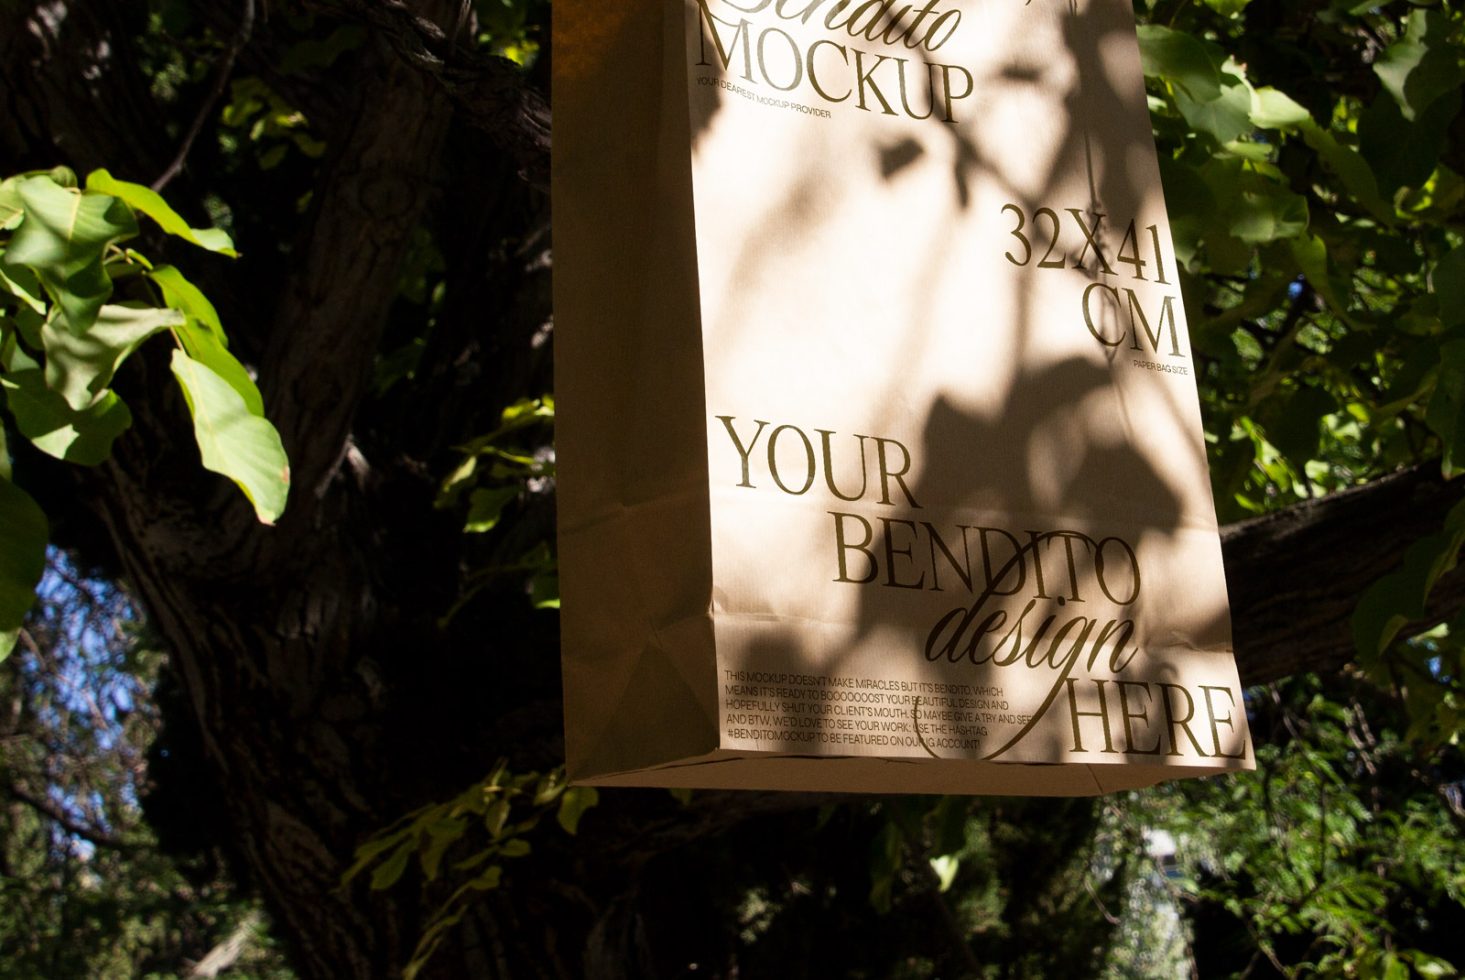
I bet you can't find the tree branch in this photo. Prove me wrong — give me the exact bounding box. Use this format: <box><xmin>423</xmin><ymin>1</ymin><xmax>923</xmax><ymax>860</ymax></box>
<box><xmin>153</xmin><ymin>0</ymin><xmax>256</xmax><ymax>192</ymax></box>
<box><xmin>1224</xmin><ymin>463</ymin><xmax>1463</xmax><ymax>686</ymax></box>
<box><xmin>302</xmin><ymin>0</ymin><xmax>550</xmax><ymax>186</ymax></box>
<box><xmin>5</xmin><ymin>781</ymin><xmax>138</xmax><ymax>854</ymax></box>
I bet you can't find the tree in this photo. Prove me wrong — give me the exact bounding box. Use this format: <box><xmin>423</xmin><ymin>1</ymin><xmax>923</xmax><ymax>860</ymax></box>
<box><xmin>0</xmin><ymin>0</ymin><xmax>1462</xmax><ymax>976</ymax></box>
<box><xmin>0</xmin><ymin>555</ymin><xmax>293</xmax><ymax>977</ymax></box>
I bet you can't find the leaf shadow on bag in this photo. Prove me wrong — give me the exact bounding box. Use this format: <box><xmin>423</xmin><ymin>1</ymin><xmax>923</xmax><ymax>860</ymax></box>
<box><xmin>692</xmin><ymin>0</ymin><xmax>1236</xmax><ymax>758</ymax></box>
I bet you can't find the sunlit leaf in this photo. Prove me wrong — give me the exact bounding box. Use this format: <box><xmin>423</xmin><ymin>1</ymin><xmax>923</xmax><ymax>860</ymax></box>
<box><xmin>169</xmin><ymin>349</ymin><xmax>289</xmax><ymax>524</ymax></box>
<box><xmin>5</xmin><ymin>176</ymin><xmax>137</xmax><ymax>334</ymax></box>
<box><xmin>85</xmin><ymin>169</ymin><xmax>237</xmax><ymax>256</ymax></box>
<box><xmin>1249</xmin><ymin>87</ymin><xmax>1311</xmax><ymax>130</ymax></box>
<box><xmin>929</xmin><ymin>854</ymin><xmax>960</xmax><ymax>892</ymax></box>
<box><xmin>0</xmin><ymin>176</ymin><xmax>24</xmax><ymax>230</ymax></box>
<box><xmin>147</xmin><ymin>263</ymin><xmax>224</xmax><ymax>336</ymax></box>
<box><xmin>145</xmin><ymin>266</ymin><xmax>270</xmax><ymax>418</ymax></box>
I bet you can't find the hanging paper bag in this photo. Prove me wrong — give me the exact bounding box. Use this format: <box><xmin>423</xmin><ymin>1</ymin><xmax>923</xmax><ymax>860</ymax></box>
<box><xmin>554</xmin><ymin>0</ymin><xmax>1253</xmax><ymax>794</ymax></box>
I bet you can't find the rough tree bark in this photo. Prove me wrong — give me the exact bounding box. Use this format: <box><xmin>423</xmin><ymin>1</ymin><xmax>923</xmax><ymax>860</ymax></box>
<box><xmin>1</xmin><ymin>2</ymin><xmax>1460</xmax><ymax>978</ymax></box>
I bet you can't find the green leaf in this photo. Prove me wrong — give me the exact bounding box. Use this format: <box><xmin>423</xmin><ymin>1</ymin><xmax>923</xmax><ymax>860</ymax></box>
<box><xmin>483</xmin><ymin>799</ymin><xmax>510</xmax><ymax>838</ymax></box>
<box><xmin>169</xmin><ymin>349</ymin><xmax>289</xmax><ymax>524</ymax></box>
<box><xmin>1137</xmin><ymin>25</ymin><xmax>1223</xmax><ymax>99</ymax></box>
<box><xmin>500</xmin><ymin>396</ymin><xmax>554</xmax><ymax>427</ymax></box>
<box><xmin>1382</xmin><ymin>953</ymin><xmax>1409</xmax><ymax>980</ymax></box>
<box><xmin>339</xmin><ymin>827</ymin><xmax>416</xmax><ymax>887</ymax></box>
<box><xmin>176</xmin><ymin>316</ymin><xmax>264</xmax><ymax>420</ymax></box>
<box><xmin>1290</xmin><ymin>234</ymin><xmax>1355</xmax><ymax>325</ymax></box>
<box><xmin>467</xmin><ymin>866</ymin><xmax>502</xmax><ymax>891</ymax></box>
<box><xmin>1249</xmin><ymin>87</ymin><xmax>1311</xmax><ymax>131</ymax></box>
<box><xmin>1379</xmin><ymin>339</ymin><xmax>1438</xmax><ymax>416</ymax></box>
<box><xmin>530</xmin><ymin>571</ymin><xmax>559</xmax><ymax>610</ymax></box>
<box><xmin>0</xmin><ymin>177</ymin><xmax>24</xmax><ymax>231</ymax></box>
<box><xmin>1138</xmin><ymin>26</ymin><xmax>1256</xmax><ymax>142</ymax></box>
<box><xmin>1374</xmin><ymin>9</ymin><xmax>1464</xmax><ymax>122</ymax></box>
<box><xmin>1229</xmin><ymin>185</ymin><xmax>1309</xmax><ymax>244</ymax></box>
<box><xmin>0</xmin><ymin>370</ymin><xmax>132</xmax><ymax>465</ymax></box>
<box><xmin>929</xmin><ymin>854</ymin><xmax>960</xmax><ymax>892</ymax></box>
<box><xmin>1</xmin><ymin>315</ymin><xmax>41</xmax><ymax>371</ymax></box>
<box><xmin>1176</xmin><ymin>76</ymin><xmax>1254</xmax><ymax>144</ymax></box>
<box><xmin>1352</xmin><ymin>498</ymin><xmax>1465</xmax><ymax>660</ymax></box>
<box><xmin>0</xmin><ymin>261</ymin><xmax>46</xmax><ymax>314</ymax></box>
<box><xmin>85</xmin><ymin>170</ymin><xmax>237</xmax><ymax>256</ymax></box>
<box><xmin>420</xmin><ymin>817</ymin><xmax>468</xmax><ymax>881</ymax></box>
<box><xmin>369</xmin><ymin>839</ymin><xmax>415</xmax><ymax>891</ymax></box>
<box><xmin>147</xmin><ymin>266</ymin><xmax>267</xmax><ymax>417</ymax></box>
<box><xmin>499</xmin><ymin>838</ymin><xmax>531</xmax><ymax>859</ymax></box>
<box><xmin>464</xmin><ymin>486</ymin><xmax>517</xmax><ymax>534</ymax></box>
<box><xmin>1359</xmin><ymin>89</ymin><xmax>1461</xmax><ymax>196</ymax></box>
<box><xmin>0</xmin><ymin>421</ymin><xmax>9</xmax><ymax>480</ymax></box>
<box><xmin>1295</xmin><ymin>121</ymin><xmax>1394</xmax><ymax>225</ymax></box>
<box><xmin>147</xmin><ymin>264</ymin><xmax>224</xmax><ymax>336</ymax></box>
<box><xmin>1403</xmin><ymin>951</ymin><xmax>1458</xmax><ymax>979</ymax></box>
<box><xmin>41</xmin><ymin>303</ymin><xmax>181</xmax><ymax>410</ymax></box>
<box><xmin>556</xmin><ymin>786</ymin><xmax>598</xmax><ymax>835</ymax></box>
<box><xmin>532</xmin><ymin>769</ymin><xmax>565</xmax><ymax>806</ymax></box>
<box><xmin>0</xmin><ymin>475</ymin><xmax>47</xmax><ymax>655</ymax></box>
<box><xmin>1265</xmin><ymin>386</ymin><xmax>1336</xmax><ymax>470</ymax></box>
<box><xmin>1156</xmin><ymin>157</ymin><xmax>1216</xmax><ymax>271</ymax></box>
<box><xmin>5</xmin><ymin>176</ymin><xmax>137</xmax><ymax>334</ymax></box>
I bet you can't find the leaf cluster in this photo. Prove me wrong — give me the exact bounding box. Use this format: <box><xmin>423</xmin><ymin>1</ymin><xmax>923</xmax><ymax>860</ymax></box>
<box><xmin>1137</xmin><ymin>672</ymin><xmax>1465</xmax><ymax>978</ymax></box>
<box><xmin>0</xmin><ymin>167</ymin><xmax>291</xmax><ymax>658</ymax></box>
<box><xmin>341</xmin><ymin>761</ymin><xmax>596</xmax><ymax>979</ymax></box>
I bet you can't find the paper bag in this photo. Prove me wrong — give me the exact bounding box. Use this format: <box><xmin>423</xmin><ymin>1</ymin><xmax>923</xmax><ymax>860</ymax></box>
<box><xmin>554</xmin><ymin>0</ymin><xmax>1255</xmax><ymax>794</ymax></box>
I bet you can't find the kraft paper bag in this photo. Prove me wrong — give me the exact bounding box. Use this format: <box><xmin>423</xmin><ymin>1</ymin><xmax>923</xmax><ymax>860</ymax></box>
<box><xmin>554</xmin><ymin>0</ymin><xmax>1255</xmax><ymax>794</ymax></box>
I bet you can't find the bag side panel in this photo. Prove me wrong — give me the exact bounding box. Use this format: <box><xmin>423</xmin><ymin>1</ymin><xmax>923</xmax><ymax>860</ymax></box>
<box><xmin>554</xmin><ymin>0</ymin><xmax>719</xmax><ymax>780</ymax></box>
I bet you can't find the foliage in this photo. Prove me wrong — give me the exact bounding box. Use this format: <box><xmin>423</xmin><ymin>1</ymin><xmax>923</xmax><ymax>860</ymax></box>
<box><xmin>1138</xmin><ymin>0</ymin><xmax>1465</xmax><ymax>748</ymax></box>
<box><xmin>0</xmin><ymin>554</ymin><xmax>292</xmax><ymax>978</ymax></box>
<box><xmin>342</xmin><ymin>762</ymin><xmax>596</xmax><ymax>980</ymax></box>
<box><xmin>1128</xmin><ymin>4</ymin><xmax>1465</xmax><ymax>967</ymax></box>
<box><xmin>2</xmin><ymin>0</ymin><xmax>1464</xmax><ymax>976</ymax></box>
<box><xmin>0</xmin><ymin>167</ymin><xmax>289</xmax><ymax>659</ymax></box>
<box><xmin>1140</xmin><ymin>2</ymin><xmax>1450</xmax><ymax>502</ymax></box>
<box><xmin>1138</xmin><ymin>671</ymin><xmax>1465</xmax><ymax>978</ymax></box>
<box><xmin>436</xmin><ymin>395</ymin><xmax>560</xmax><ymax>621</ymax></box>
